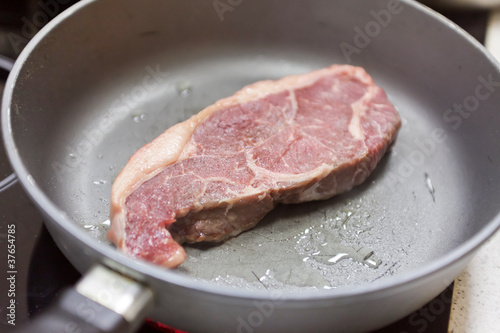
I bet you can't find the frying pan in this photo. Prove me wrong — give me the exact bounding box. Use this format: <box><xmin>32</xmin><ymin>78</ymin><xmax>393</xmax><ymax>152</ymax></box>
<box><xmin>3</xmin><ymin>0</ymin><xmax>500</xmax><ymax>332</ymax></box>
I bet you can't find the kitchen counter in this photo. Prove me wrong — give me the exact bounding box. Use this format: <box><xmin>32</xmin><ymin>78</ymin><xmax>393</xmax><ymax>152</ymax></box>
<box><xmin>449</xmin><ymin>231</ymin><xmax>500</xmax><ymax>332</ymax></box>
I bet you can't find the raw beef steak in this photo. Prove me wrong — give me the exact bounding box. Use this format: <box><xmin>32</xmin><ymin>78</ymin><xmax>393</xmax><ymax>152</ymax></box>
<box><xmin>108</xmin><ymin>65</ymin><xmax>401</xmax><ymax>268</ymax></box>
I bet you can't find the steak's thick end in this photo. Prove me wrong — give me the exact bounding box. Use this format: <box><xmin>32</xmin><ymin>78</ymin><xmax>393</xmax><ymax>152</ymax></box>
<box><xmin>108</xmin><ymin>65</ymin><xmax>401</xmax><ymax>268</ymax></box>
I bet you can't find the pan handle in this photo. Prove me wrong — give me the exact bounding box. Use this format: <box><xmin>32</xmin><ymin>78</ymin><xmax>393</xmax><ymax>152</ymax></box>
<box><xmin>15</xmin><ymin>265</ymin><xmax>154</xmax><ymax>333</ymax></box>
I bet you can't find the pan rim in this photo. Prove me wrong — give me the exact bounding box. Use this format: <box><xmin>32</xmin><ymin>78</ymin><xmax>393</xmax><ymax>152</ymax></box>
<box><xmin>2</xmin><ymin>0</ymin><xmax>500</xmax><ymax>302</ymax></box>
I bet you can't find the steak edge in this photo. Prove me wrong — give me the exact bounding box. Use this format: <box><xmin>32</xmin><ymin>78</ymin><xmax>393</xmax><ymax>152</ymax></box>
<box><xmin>107</xmin><ymin>65</ymin><xmax>401</xmax><ymax>268</ymax></box>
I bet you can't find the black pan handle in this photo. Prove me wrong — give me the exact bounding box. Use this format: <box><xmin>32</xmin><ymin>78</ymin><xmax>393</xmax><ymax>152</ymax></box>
<box><xmin>15</xmin><ymin>265</ymin><xmax>154</xmax><ymax>333</ymax></box>
<box><xmin>15</xmin><ymin>288</ymin><xmax>129</xmax><ymax>333</ymax></box>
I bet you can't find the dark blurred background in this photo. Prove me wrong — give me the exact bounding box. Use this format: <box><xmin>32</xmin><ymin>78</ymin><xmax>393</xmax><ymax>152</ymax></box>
<box><xmin>0</xmin><ymin>0</ymin><xmax>80</xmax><ymax>58</ymax></box>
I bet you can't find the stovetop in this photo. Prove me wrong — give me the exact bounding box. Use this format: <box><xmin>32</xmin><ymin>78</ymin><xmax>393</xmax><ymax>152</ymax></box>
<box><xmin>0</xmin><ymin>2</ymin><xmax>490</xmax><ymax>332</ymax></box>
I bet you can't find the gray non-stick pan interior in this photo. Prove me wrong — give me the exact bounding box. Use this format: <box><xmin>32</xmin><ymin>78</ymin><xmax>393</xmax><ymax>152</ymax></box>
<box><xmin>4</xmin><ymin>0</ymin><xmax>500</xmax><ymax>331</ymax></box>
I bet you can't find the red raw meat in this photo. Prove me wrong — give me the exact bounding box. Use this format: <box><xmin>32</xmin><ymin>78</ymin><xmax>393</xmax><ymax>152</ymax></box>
<box><xmin>108</xmin><ymin>65</ymin><xmax>401</xmax><ymax>268</ymax></box>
